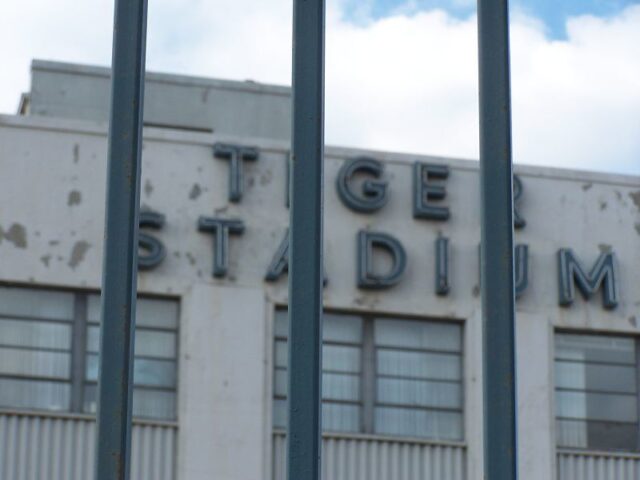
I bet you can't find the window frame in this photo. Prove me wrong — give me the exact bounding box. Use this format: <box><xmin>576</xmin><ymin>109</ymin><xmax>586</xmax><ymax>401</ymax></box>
<box><xmin>554</xmin><ymin>329</ymin><xmax>640</xmax><ymax>453</ymax></box>
<box><xmin>272</xmin><ymin>306</ymin><xmax>465</xmax><ymax>442</ymax></box>
<box><xmin>0</xmin><ymin>284</ymin><xmax>180</xmax><ymax>422</ymax></box>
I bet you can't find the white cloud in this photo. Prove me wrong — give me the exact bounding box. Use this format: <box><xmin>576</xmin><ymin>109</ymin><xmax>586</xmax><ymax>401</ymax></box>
<box><xmin>0</xmin><ymin>1</ymin><xmax>639</xmax><ymax>174</ymax></box>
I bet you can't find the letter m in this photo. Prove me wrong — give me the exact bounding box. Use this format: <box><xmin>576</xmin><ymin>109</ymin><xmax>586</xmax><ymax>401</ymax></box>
<box><xmin>557</xmin><ymin>249</ymin><xmax>619</xmax><ymax>310</ymax></box>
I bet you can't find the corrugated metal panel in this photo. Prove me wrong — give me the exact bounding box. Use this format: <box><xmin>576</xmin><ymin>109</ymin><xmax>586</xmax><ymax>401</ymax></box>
<box><xmin>558</xmin><ymin>451</ymin><xmax>640</xmax><ymax>480</ymax></box>
<box><xmin>0</xmin><ymin>412</ymin><xmax>176</xmax><ymax>480</ymax></box>
<box><xmin>273</xmin><ymin>432</ymin><xmax>466</xmax><ymax>480</ymax></box>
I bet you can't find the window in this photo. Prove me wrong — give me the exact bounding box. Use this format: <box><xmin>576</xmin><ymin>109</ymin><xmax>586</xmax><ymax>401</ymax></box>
<box><xmin>555</xmin><ymin>332</ymin><xmax>639</xmax><ymax>451</ymax></box>
<box><xmin>0</xmin><ymin>286</ymin><xmax>178</xmax><ymax>421</ymax></box>
<box><xmin>273</xmin><ymin>310</ymin><xmax>463</xmax><ymax>441</ymax></box>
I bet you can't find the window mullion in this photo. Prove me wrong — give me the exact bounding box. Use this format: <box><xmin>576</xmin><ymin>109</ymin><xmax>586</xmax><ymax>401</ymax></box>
<box><xmin>636</xmin><ymin>338</ymin><xmax>640</xmax><ymax>452</ymax></box>
<box><xmin>361</xmin><ymin>316</ymin><xmax>375</xmax><ymax>434</ymax></box>
<box><xmin>70</xmin><ymin>294</ymin><xmax>87</xmax><ymax>413</ymax></box>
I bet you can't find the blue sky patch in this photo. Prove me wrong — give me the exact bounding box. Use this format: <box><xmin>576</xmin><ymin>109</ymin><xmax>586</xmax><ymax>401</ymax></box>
<box><xmin>342</xmin><ymin>0</ymin><xmax>639</xmax><ymax>39</ymax></box>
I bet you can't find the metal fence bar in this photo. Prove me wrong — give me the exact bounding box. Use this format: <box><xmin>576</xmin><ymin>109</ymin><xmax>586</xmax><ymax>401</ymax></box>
<box><xmin>477</xmin><ymin>0</ymin><xmax>518</xmax><ymax>479</ymax></box>
<box><xmin>286</xmin><ymin>0</ymin><xmax>326</xmax><ymax>479</ymax></box>
<box><xmin>94</xmin><ymin>0</ymin><xmax>148</xmax><ymax>479</ymax></box>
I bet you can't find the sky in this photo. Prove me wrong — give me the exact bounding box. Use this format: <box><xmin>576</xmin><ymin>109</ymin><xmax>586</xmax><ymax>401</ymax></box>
<box><xmin>0</xmin><ymin>0</ymin><xmax>639</xmax><ymax>175</ymax></box>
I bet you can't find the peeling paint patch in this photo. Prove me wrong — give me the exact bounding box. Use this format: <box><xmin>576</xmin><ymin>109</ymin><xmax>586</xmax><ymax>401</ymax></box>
<box><xmin>189</xmin><ymin>183</ymin><xmax>202</xmax><ymax>200</ymax></box>
<box><xmin>629</xmin><ymin>191</ymin><xmax>640</xmax><ymax>210</ymax></box>
<box><xmin>73</xmin><ymin>144</ymin><xmax>80</xmax><ymax>163</ymax></box>
<box><xmin>186</xmin><ymin>252</ymin><xmax>196</xmax><ymax>266</ymax></box>
<box><xmin>67</xmin><ymin>190</ymin><xmax>82</xmax><ymax>206</ymax></box>
<box><xmin>599</xmin><ymin>200</ymin><xmax>607</xmax><ymax>211</ymax></box>
<box><xmin>629</xmin><ymin>316</ymin><xmax>638</xmax><ymax>328</ymax></box>
<box><xmin>598</xmin><ymin>243</ymin><xmax>612</xmax><ymax>253</ymax></box>
<box><xmin>68</xmin><ymin>241</ymin><xmax>91</xmax><ymax>269</ymax></box>
<box><xmin>0</xmin><ymin>224</ymin><xmax>28</xmax><ymax>248</ymax></box>
<box><xmin>260</xmin><ymin>170</ymin><xmax>273</xmax><ymax>186</ymax></box>
<box><xmin>635</xmin><ymin>223</ymin><xmax>640</xmax><ymax>236</ymax></box>
<box><xmin>49</xmin><ymin>240</ymin><xmax>60</xmax><ymax>246</ymax></box>
<box><xmin>144</xmin><ymin>179</ymin><xmax>154</xmax><ymax>197</ymax></box>
<box><xmin>581</xmin><ymin>183</ymin><xmax>592</xmax><ymax>191</ymax></box>
<box><xmin>40</xmin><ymin>255</ymin><xmax>51</xmax><ymax>267</ymax></box>
<box><xmin>472</xmin><ymin>285</ymin><xmax>480</xmax><ymax>298</ymax></box>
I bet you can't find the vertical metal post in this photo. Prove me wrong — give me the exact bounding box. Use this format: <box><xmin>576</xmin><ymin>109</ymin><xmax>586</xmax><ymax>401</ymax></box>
<box><xmin>477</xmin><ymin>0</ymin><xmax>518</xmax><ymax>479</ymax></box>
<box><xmin>94</xmin><ymin>0</ymin><xmax>147</xmax><ymax>478</ymax></box>
<box><xmin>286</xmin><ymin>0</ymin><xmax>325</xmax><ymax>479</ymax></box>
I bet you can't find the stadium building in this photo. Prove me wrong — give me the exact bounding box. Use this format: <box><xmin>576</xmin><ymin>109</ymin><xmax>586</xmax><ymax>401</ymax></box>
<box><xmin>0</xmin><ymin>60</ymin><xmax>639</xmax><ymax>480</ymax></box>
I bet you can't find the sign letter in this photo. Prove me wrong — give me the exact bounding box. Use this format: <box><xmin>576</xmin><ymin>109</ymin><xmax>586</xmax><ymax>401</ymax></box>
<box><xmin>336</xmin><ymin>157</ymin><xmax>388</xmax><ymax>213</ymax></box>
<box><xmin>198</xmin><ymin>217</ymin><xmax>245</xmax><ymax>277</ymax></box>
<box><xmin>357</xmin><ymin>231</ymin><xmax>406</xmax><ymax>289</ymax></box>
<box><xmin>557</xmin><ymin>248</ymin><xmax>619</xmax><ymax>309</ymax></box>
<box><xmin>138</xmin><ymin>211</ymin><xmax>166</xmax><ymax>270</ymax></box>
<box><xmin>413</xmin><ymin>162</ymin><xmax>450</xmax><ymax>221</ymax></box>
<box><xmin>435</xmin><ymin>236</ymin><xmax>450</xmax><ymax>295</ymax></box>
<box><xmin>213</xmin><ymin>143</ymin><xmax>258</xmax><ymax>203</ymax></box>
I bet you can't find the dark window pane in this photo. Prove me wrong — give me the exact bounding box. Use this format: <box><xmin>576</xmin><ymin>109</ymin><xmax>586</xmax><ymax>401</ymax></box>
<box><xmin>323</xmin><ymin>403</ymin><xmax>360</xmax><ymax>432</ymax></box>
<box><xmin>88</xmin><ymin>294</ymin><xmax>178</xmax><ymax>329</ymax></box>
<box><xmin>0</xmin><ymin>378</ymin><xmax>70</xmax><ymax>411</ymax></box>
<box><xmin>86</xmin><ymin>353</ymin><xmax>176</xmax><ymax>388</ymax></box>
<box><xmin>377</xmin><ymin>349</ymin><xmax>461</xmax><ymax>381</ymax></box>
<box><xmin>0</xmin><ymin>286</ymin><xmax>74</xmax><ymax>321</ymax></box>
<box><xmin>0</xmin><ymin>318</ymin><xmax>71</xmax><ymax>350</ymax></box>
<box><xmin>323</xmin><ymin>345</ymin><xmax>361</xmax><ymax>373</ymax></box>
<box><xmin>0</xmin><ymin>347</ymin><xmax>70</xmax><ymax>379</ymax></box>
<box><xmin>555</xmin><ymin>361</ymin><xmax>637</xmax><ymax>394</ymax></box>
<box><xmin>375</xmin><ymin>407</ymin><xmax>463</xmax><ymax>441</ymax></box>
<box><xmin>556</xmin><ymin>333</ymin><xmax>635</xmax><ymax>365</ymax></box>
<box><xmin>323</xmin><ymin>373</ymin><xmax>360</xmax><ymax>401</ymax></box>
<box><xmin>557</xmin><ymin>419</ymin><xmax>638</xmax><ymax>451</ymax></box>
<box><xmin>83</xmin><ymin>384</ymin><xmax>176</xmax><ymax>420</ymax></box>
<box><xmin>375</xmin><ymin>318</ymin><xmax>461</xmax><ymax>352</ymax></box>
<box><xmin>556</xmin><ymin>391</ymin><xmax>637</xmax><ymax>423</ymax></box>
<box><xmin>323</xmin><ymin>313</ymin><xmax>363</xmax><ymax>343</ymax></box>
<box><xmin>377</xmin><ymin>378</ymin><xmax>462</xmax><ymax>409</ymax></box>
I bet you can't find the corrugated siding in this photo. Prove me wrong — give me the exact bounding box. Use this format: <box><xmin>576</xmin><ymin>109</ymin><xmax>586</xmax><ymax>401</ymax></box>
<box><xmin>0</xmin><ymin>412</ymin><xmax>176</xmax><ymax>480</ymax></box>
<box><xmin>558</xmin><ymin>451</ymin><xmax>640</xmax><ymax>480</ymax></box>
<box><xmin>273</xmin><ymin>432</ymin><xmax>466</xmax><ymax>480</ymax></box>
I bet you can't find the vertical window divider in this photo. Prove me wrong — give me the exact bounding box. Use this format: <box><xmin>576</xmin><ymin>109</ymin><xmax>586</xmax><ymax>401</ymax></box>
<box><xmin>361</xmin><ymin>316</ymin><xmax>375</xmax><ymax>434</ymax></box>
<box><xmin>71</xmin><ymin>293</ymin><xmax>88</xmax><ymax>413</ymax></box>
<box><xmin>635</xmin><ymin>338</ymin><xmax>640</xmax><ymax>451</ymax></box>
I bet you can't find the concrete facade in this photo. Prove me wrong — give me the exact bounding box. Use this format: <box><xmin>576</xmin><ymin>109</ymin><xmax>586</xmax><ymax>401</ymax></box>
<box><xmin>1</xmin><ymin>61</ymin><xmax>639</xmax><ymax>480</ymax></box>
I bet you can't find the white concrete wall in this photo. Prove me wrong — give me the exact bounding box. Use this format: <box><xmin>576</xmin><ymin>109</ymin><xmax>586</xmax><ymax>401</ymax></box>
<box><xmin>1</xmin><ymin>112</ymin><xmax>639</xmax><ymax>480</ymax></box>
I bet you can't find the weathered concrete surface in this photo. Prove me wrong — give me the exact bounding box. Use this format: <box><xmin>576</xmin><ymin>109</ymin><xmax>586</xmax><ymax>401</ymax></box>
<box><xmin>1</xmin><ymin>112</ymin><xmax>639</xmax><ymax>480</ymax></box>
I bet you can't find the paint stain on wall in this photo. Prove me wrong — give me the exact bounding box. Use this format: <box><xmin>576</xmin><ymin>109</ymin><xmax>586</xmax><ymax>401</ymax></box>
<box><xmin>68</xmin><ymin>241</ymin><xmax>91</xmax><ymax>269</ymax></box>
<box><xmin>0</xmin><ymin>223</ymin><xmax>28</xmax><ymax>248</ymax></box>
<box><xmin>67</xmin><ymin>190</ymin><xmax>82</xmax><ymax>206</ymax></box>
<box><xmin>144</xmin><ymin>179</ymin><xmax>154</xmax><ymax>197</ymax></box>
<box><xmin>189</xmin><ymin>183</ymin><xmax>202</xmax><ymax>200</ymax></box>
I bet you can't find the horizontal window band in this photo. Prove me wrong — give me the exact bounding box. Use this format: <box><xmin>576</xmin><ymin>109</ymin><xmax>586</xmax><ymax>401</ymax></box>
<box><xmin>376</xmin><ymin>346</ymin><xmax>462</xmax><ymax>356</ymax></box>
<box><xmin>374</xmin><ymin>402</ymin><xmax>463</xmax><ymax>414</ymax></box>
<box><xmin>0</xmin><ymin>343</ymin><xmax>71</xmax><ymax>354</ymax></box>
<box><xmin>556</xmin><ymin>416</ymin><xmax>638</xmax><ymax>426</ymax></box>
<box><xmin>0</xmin><ymin>374</ymin><xmax>71</xmax><ymax>384</ymax></box>
<box><xmin>554</xmin><ymin>358</ymin><xmax>637</xmax><ymax>368</ymax></box>
<box><xmin>87</xmin><ymin>321</ymin><xmax>177</xmax><ymax>334</ymax></box>
<box><xmin>555</xmin><ymin>386</ymin><xmax>638</xmax><ymax>396</ymax></box>
<box><xmin>0</xmin><ymin>314</ymin><xmax>72</xmax><ymax>325</ymax></box>
<box><xmin>376</xmin><ymin>373</ymin><xmax>462</xmax><ymax>384</ymax></box>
